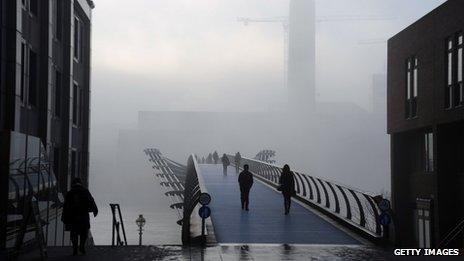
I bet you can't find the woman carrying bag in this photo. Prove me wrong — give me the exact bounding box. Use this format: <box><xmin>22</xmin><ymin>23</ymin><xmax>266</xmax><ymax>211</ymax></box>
<box><xmin>279</xmin><ymin>164</ymin><xmax>296</xmax><ymax>215</ymax></box>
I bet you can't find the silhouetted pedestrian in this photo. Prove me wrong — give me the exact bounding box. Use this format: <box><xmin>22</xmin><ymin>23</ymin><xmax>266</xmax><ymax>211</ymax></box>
<box><xmin>235</xmin><ymin>152</ymin><xmax>242</xmax><ymax>174</ymax></box>
<box><xmin>221</xmin><ymin>154</ymin><xmax>230</xmax><ymax>175</ymax></box>
<box><xmin>238</xmin><ymin>164</ymin><xmax>253</xmax><ymax>211</ymax></box>
<box><xmin>279</xmin><ymin>164</ymin><xmax>296</xmax><ymax>215</ymax></box>
<box><xmin>206</xmin><ymin>153</ymin><xmax>213</xmax><ymax>164</ymax></box>
<box><xmin>213</xmin><ymin>151</ymin><xmax>219</xmax><ymax>164</ymax></box>
<box><xmin>62</xmin><ymin>178</ymin><xmax>98</xmax><ymax>255</ymax></box>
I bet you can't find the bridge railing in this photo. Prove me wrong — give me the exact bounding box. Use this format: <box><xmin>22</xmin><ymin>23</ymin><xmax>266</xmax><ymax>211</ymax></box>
<box><xmin>181</xmin><ymin>154</ymin><xmax>212</xmax><ymax>245</ymax></box>
<box><xmin>227</xmin><ymin>155</ymin><xmax>383</xmax><ymax>241</ymax></box>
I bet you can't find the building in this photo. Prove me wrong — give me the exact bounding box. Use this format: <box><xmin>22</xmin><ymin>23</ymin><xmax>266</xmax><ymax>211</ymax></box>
<box><xmin>388</xmin><ymin>0</ymin><xmax>464</xmax><ymax>248</ymax></box>
<box><xmin>287</xmin><ymin>0</ymin><xmax>316</xmax><ymax>113</ymax></box>
<box><xmin>0</xmin><ymin>0</ymin><xmax>94</xmax><ymax>258</ymax></box>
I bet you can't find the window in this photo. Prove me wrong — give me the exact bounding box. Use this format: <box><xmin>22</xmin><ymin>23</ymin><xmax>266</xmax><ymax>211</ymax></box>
<box><xmin>71</xmin><ymin>150</ymin><xmax>79</xmax><ymax>179</ymax></box>
<box><xmin>28</xmin><ymin>49</ymin><xmax>37</xmax><ymax>107</ymax></box>
<box><xmin>72</xmin><ymin>83</ymin><xmax>79</xmax><ymax>126</ymax></box>
<box><xmin>458</xmin><ymin>34</ymin><xmax>463</xmax><ymax>106</ymax></box>
<box><xmin>29</xmin><ymin>0</ymin><xmax>38</xmax><ymax>16</ymax></box>
<box><xmin>54</xmin><ymin>70</ymin><xmax>62</xmax><ymax>117</ymax></box>
<box><xmin>53</xmin><ymin>147</ymin><xmax>60</xmax><ymax>176</ymax></box>
<box><xmin>52</xmin><ymin>0</ymin><xmax>62</xmax><ymax>41</ymax></box>
<box><xmin>416</xmin><ymin>199</ymin><xmax>432</xmax><ymax>248</ymax></box>
<box><xmin>79</xmin><ymin>88</ymin><xmax>84</xmax><ymax>125</ymax></box>
<box><xmin>74</xmin><ymin>17</ymin><xmax>81</xmax><ymax>61</ymax></box>
<box><xmin>20</xmin><ymin>43</ymin><xmax>26</xmax><ymax>104</ymax></box>
<box><xmin>406</xmin><ymin>57</ymin><xmax>418</xmax><ymax>118</ymax></box>
<box><xmin>425</xmin><ymin>132</ymin><xmax>434</xmax><ymax>172</ymax></box>
<box><xmin>446</xmin><ymin>33</ymin><xmax>464</xmax><ymax>109</ymax></box>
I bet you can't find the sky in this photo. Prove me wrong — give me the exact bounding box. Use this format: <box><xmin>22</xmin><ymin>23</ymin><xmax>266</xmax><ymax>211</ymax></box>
<box><xmin>91</xmin><ymin>0</ymin><xmax>446</xmax><ymax>127</ymax></box>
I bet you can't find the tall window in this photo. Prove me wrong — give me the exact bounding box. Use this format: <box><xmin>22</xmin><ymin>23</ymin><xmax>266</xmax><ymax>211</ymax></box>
<box><xmin>29</xmin><ymin>0</ymin><xmax>38</xmax><ymax>16</ymax></box>
<box><xmin>53</xmin><ymin>147</ymin><xmax>60</xmax><ymax>176</ymax></box>
<box><xmin>54</xmin><ymin>70</ymin><xmax>62</xmax><ymax>117</ymax></box>
<box><xmin>425</xmin><ymin>132</ymin><xmax>434</xmax><ymax>172</ymax></box>
<box><xmin>74</xmin><ymin>17</ymin><xmax>81</xmax><ymax>61</ymax></box>
<box><xmin>52</xmin><ymin>0</ymin><xmax>62</xmax><ymax>41</ymax></box>
<box><xmin>20</xmin><ymin>43</ymin><xmax>26</xmax><ymax>104</ymax></box>
<box><xmin>406</xmin><ymin>57</ymin><xmax>418</xmax><ymax>118</ymax></box>
<box><xmin>446</xmin><ymin>38</ymin><xmax>454</xmax><ymax>109</ymax></box>
<box><xmin>446</xmin><ymin>33</ymin><xmax>464</xmax><ymax>109</ymax></box>
<box><xmin>28</xmin><ymin>49</ymin><xmax>37</xmax><ymax>107</ymax></box>
<box><xmin>22</xmin><ymin>0</ymin><xmax>38</xmax><ymax>16</ymax></box>
<box><xmin>72</xmin><ymin>83</ymin><xmax>79</xmax><ymax>126</ymax></box>
<box><xmin>457</xmin><ymin>34</ymin><xmax>463</xmax><ymax>106</ymax></box>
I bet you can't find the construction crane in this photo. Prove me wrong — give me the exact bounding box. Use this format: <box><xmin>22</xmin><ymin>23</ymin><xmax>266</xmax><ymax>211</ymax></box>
<box><xmin>237</xmin><ymin>15</ymin><xmax>393</xmax><ymax>90</ymax></box>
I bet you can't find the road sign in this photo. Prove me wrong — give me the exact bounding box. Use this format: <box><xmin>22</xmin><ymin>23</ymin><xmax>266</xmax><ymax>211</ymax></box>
<box><xmin>378</xmin><ymin>199</ymin><xmax>391</xmax><ymax>212</ymax></box>
<box><xmin>198</xmin><ymin>205</ymin><xmax>211</xmax><ymax>219</ymax></box>
<box><xmin>379</xmin><ymin>212</ymin><xmax>391</xmax><ymax>226</ymax></box>
<box><xmin>199</xmin><ymin>192</ymin><xmax>211</xmax><ymax>205</ymax></box>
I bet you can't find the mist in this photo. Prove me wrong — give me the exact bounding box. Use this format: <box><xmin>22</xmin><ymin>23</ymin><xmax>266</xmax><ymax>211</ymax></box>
<box><xmin>88</xmin><ymin>0</ymin><xmax>446</xmax><ymax>245</ymax></box>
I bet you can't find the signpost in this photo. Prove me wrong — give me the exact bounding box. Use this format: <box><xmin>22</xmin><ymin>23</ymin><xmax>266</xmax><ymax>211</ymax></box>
<box><xmin>198</xmin><ymin>192</ymin><xmax>211</xmax><ymax>237</ymax></box>
<box><xmin>376</xmin><ymin>198</ymin><xmax>392</xmax><ymax>240</ymax></box>
<box><xmin>199</xmin><ymin>193</ymin><xmax>211</xmax><ymax>205</ymax></box>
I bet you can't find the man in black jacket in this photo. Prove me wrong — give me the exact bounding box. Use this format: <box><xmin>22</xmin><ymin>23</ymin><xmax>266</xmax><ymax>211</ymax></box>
<box><xmin>238</xmin><ymin>164</ymin><xmax>253</xmax><ymax>211</ymax></box>
<box><xmin>62</xmin><ymin>178</ymin><xmax>98</xmax><ymax>255</ymax></box>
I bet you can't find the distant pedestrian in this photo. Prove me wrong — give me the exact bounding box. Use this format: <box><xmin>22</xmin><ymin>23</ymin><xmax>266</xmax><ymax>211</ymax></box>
<box><xmin>206</xmin><ymin>153</ymin><xmax>213</xmax><ymax>164</ymax></box>
<box><xmin>235</xmin><ymin>152</ymin><xmax>242</xmax><ymax>174</ymax></box>
<box><xmin>62</xmin><ymin>178</ymin><xmax>98</xmax><ymax>255</ymax></box>
<box><xmin>238</xmin><ymin>164</ymin><xmax>253</xmax><ymax>211</ymax></box>
<box><xmin>221</xmin><ymin>154</ymin><xmax>230</xmax><ymax>175</ymax></box>
<box><xmin>279</xmin><ymin>164</ymin><xmax>296</xmax><ymax>215</ymax></box>
<box><xmin>213</xmin><ymin>151</ymin><xmax>219</xmax><ymax>164</ymax></box>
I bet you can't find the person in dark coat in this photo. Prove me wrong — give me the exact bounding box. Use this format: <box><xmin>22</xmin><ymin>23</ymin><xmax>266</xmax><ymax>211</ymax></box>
<box><xmin>234</xmin><ymin>152</ymin><xmax>242</xmax><ymax>174</ymax></box>
<box><xmin>213</xmin><ymin>151</ymin><xmax>219</xmax><ymax>164</ymax></box>
<box><xmin>62</xmin><ymin>178</ymin><xmax>98</xmax><ymax>255</ymax></box>
<box><xmin>238</xmin><ymin>164</ymin><xmax>253</xmax><ymax>211</ymax></box>
<box><xmin>221</xmin><ymin>154</ymin><xmax>230</xmax><ymax>175</ymax></box>
<box><xmin>279</xmin><ymin>164</ymin><xmax>296</xmax><ymax>215</ymax></box>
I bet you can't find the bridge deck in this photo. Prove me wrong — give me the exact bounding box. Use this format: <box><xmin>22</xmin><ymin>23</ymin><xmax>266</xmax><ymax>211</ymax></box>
<box><xmin>199</xmin><ymin>164</ymin><xmax>360</xmax><ymax>244</ymax></box>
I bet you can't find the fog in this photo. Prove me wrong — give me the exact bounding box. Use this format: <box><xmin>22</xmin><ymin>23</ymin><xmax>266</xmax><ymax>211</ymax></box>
<box><xmin>88</xmin><ymin>0</ymin><xmax>446</xmax><ymax>245</ymax></box>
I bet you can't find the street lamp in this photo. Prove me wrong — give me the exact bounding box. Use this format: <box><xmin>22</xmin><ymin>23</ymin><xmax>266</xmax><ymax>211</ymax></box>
<box><xmin>135</xmin><ymin>214</ymin><xmax>146</xmax><ymax>246</ymax></box>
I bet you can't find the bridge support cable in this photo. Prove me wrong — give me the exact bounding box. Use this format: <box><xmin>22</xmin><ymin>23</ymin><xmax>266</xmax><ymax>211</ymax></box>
<box><xmin>226</xmin><ymin>154</ymin><xmax>384</xmax><ymax>242</ymax></box>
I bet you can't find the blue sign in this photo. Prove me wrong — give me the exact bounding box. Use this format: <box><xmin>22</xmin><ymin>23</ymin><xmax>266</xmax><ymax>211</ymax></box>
<box><xmin>198</xmin><ymin>206</ymin><xmax>211</xmax><ymax>219</ymax></box>
<box><xmin>379</xmin><ymin>212</ymin><xmax>391</xmax><ymax>226</ymax></box>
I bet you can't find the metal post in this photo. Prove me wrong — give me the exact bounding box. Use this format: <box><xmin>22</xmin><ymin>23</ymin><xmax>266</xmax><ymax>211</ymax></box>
<box><xmin>201</xmin><ymin>217</ymin><xmax>205</xmax><ymax>237</ymax></box>
<box><xmin>139</xmin><ymin>227</ymin><xmax>143</xmax><ymax>246</ymax></box>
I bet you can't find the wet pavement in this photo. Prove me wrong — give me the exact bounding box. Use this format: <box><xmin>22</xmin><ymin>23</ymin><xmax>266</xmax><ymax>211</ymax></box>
<box><xmin>17</xmin><ymin>244</ymin><xmax>394</xmax><ymax>261</ymax></box>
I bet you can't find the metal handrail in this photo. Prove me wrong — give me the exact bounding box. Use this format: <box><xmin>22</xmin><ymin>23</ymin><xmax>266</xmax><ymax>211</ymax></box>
<box><xmin>228</xmin><ymin>154</ymin><xmax>384</xmax><ymax>240</ymax></box>
<box><xmin>437</xmin><ymin>219</ymin><xmax>464</xmax><ymax>248</ymax></box>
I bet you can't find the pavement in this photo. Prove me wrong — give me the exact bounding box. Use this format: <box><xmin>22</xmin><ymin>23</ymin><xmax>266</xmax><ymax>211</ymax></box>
<box><xmin>16</xmin><ymin>244</ymin><xmax>394</xmax><ymax>261</ymax></box>
<box><xmin>199</xmin><ymin>165</ymin><xmax>359</xmax><ymax>244</ymax></box>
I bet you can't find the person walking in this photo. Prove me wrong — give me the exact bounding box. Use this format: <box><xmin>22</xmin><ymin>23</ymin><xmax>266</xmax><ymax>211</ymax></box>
<box><xmin>238</xmin><ymin>164</ymin><xmax>253</xmax><ymax>211</ymax></box>
<box><xmin>213</xmin><ymin>151</ymin><xmax>219</xmax><ymax>164</ymax></box>
<box><xmin>62</xmin><ymin>178</ymin><xmax>98</xmax><ymax>255</ymax></box>
<box><xmin>234</xmin><ymin>152</ymin><xmax>242</xmax><ymax>174</ymax></box>
<box><xmin>221</xmin><ymin>154</ymin><xmax>230</xmax><ymax>175</ymax></box>
<box><xmin>279</xmin><ymin>164</ymin><xmax>296</xmax><ymax>215</ymax></box>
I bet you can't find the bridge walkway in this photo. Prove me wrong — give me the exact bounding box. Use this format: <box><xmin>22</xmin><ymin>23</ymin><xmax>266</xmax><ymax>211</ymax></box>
<box><xmin>199</xmin><ymin>164</ymin><xmax>361</xmax><ymax>244</ymax></box>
